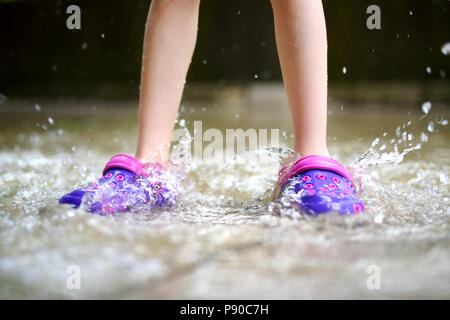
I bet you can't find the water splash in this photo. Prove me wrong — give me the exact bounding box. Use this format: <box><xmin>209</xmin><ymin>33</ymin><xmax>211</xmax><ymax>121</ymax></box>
<box><xmin>0</xmin><ymin>100</ymin><xmax>448</xmax><ymax>299</ymax></box>
<box><xmin>80</xmin><ymin>162</ymin><xmax>183</xmax><ymax>215</ymax></box>
<box><xmin>348</xmin><ymin>107</ymin><xmax>448</xmax><ymax>223</ymax></box>
<box><xmin>269</xmin><ymin>104</ymin><xmax>448</xmax><ymax>224</ymax></box>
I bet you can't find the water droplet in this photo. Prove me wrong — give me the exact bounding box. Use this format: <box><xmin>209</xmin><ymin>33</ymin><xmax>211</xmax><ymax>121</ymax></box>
<box><xmin>34</xmin><ymin>104</ymin><xmax>41</xmax><ymax>112</ymax></box>
<box><xmin>342</xmin><ymin>66</ymin><xmax>347</xmax><ymax>74</ymax></box>
<box><xmin>441</xmin><ymin>42</ymin><xmax>450</xmax><ymax>55</ymax></box>
<box><xmin>81</xmin><ymin>42</ymin><xmax>88</xmax><ymax>50</ymax></box>
<box><xmin>254</xmin><ymin>74</ymin><xmax>259</xmax><ymax>79</ymax></box>
<box><xmin>48</xmin><ymin>117</ymin><xmax>54</xmax><ymax>125</ymax></box>
<box><xmin>438</xmin><ymin>119</ymin><xmax>448</xmax><ymax>126</ymax></box>
<box><xmin>101</xmin><ymin>33</ymin><xmax>105</xmax><ymax>39</ymax></box>
<box><xmin>426</xmin><ymin>66</ymin><xmax>431</xmax><ymax>74</ymax></box>
<box><xmin>235</xmin><ymin>114</ymin><xmax>239</xmax><ymax>119</ymax></box>
<box><xmin>420</xmin><ymin>132</ymin><xmax>428</xmax><ymax>142</ymax></box>
<box><xmin>409</xmin><ymin>10</ymin><xmax>413</xmax><ymax>16</ymax></box>
<box><xmin>427</xmin><ymin>121</ymin><xmax>435</xmax><ymax>132</ymax></box>
<box><xmin>202</xmin><ymin>60</ymin><xmax>207</xmax><ymax>65</ymax></box>
<box><xmin>421</xmin><ymin>101</ymin><xmax>432</xmax><ymax>115</ymax></box>
<box><xmin>72</xmin><ymin>146</ymin><xmax>77</xmax><ymax>152</ymax></box>
<box><xmin>179</xmin><ymin>119</ymin><xmax>186</xmax><ymax>127</ymax></box>
<box><xmin>401</xmin><ymin>131</ymin><xmax>407</xmax><ymax>142</ymax></box>
<box><xmin>371</xmin><ymin>138</ymin><xmax>379</xmax><ymax>148</ymax></box>
<box><xmin>374</xmin><ymin>213</ymin><xmax>384</xmax><ymax>224</ymax></box>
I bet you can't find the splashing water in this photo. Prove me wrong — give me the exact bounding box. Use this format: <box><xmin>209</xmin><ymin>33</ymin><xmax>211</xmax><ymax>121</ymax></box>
<box><xmin>80</xmin><ymin>162</ymin><xmax>183</xmax><ymax>215</ymax></box>
<box><xmin>0</xmin><ymin>97</ymin><xmax>449</xmax><ymax>299</ymax></box>
<box><xmin>269</xmin><ymin>104</ymin><xmax>449</xmax><ymax>226</ymax></box>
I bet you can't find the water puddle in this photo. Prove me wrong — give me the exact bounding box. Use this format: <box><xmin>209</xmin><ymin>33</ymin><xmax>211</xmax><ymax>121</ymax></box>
<box><xmin>0</xmin><ymin>98</ymin><xmax>448</xmax><ymax>298</ymax></box>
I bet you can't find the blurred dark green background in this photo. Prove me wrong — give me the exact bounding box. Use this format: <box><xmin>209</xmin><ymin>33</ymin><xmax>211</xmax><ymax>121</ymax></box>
<box><xmin>0</xmin><ymin>0</ymin><xmax>449</xmax><ymax>98</ymax></box>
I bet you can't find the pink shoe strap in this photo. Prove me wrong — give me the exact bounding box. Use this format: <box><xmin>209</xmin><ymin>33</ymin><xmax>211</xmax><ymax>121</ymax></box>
<box><xmin>103</xmin><ymin>154</ymin><xmax>145</xmax><ymax>176</ymax></box>
<box><xmin>278</xmin><ymin>155</ymin><xmax>352</xmax><ymax>186</ymax></box>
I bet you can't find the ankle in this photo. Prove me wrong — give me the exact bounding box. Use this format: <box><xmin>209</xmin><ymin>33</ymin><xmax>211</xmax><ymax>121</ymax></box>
<box><xmin>135</xmin><ymin>151</ymin><xmax>168</xmax><ymax>165</ymax></box>
<box><xmin>295</xmin><ymin>146</ymin><xmax>330</xmax><ymax>159</ymax></box>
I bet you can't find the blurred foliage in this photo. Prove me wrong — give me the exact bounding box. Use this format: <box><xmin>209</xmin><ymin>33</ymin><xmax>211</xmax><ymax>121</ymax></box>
<box><xmin>0</xmin><ymin>0</ymin><xmax>449</xmax><ymax>97</ymax></box>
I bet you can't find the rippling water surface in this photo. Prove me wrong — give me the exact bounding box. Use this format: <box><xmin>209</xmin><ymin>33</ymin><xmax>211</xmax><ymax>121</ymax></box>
<box><xmin>0</xmin><ymin>87</ymin><xmax>449</xmax><ymax>298</ymax></box>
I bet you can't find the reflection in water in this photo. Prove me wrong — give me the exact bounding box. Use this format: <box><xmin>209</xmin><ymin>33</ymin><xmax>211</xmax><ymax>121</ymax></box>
<box><xmin>0</xmin><ymin>89</ymin><xmax>449</xmax><ymax>298</ymax></box>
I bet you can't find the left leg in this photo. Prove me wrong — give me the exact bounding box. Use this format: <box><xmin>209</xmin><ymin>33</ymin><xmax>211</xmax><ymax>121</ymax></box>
<box><xmin>270</xmin><ymin>0</ymin><xmax>329</xmax><ymax>157</ymax></box>
<box><xmin>270</xmin><ymin>0</ymin><xmax>365</xmax><ymax>215</ymax></box>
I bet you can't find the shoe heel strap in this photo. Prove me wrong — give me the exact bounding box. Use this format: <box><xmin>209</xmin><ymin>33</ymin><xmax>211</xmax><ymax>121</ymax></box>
<box><xmin>278</xmin><ymin>155</ymin><xmax>352</xmax><ymax>186</ymax></box>
<box><xmin>103</xmin><ymin>154</ymin><xmax>144</xmax><ymax>175</ymax></box>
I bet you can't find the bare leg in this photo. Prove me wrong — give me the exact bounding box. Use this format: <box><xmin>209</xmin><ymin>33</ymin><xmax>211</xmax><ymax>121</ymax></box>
<box><xmin>136</xmin><ymin>0</ymin><xmax>201</xmax><ymax>164</ymax></box>
<box><xmin>270</xmin><ymin>0</ymin><xmax>329</xmax><ymax>157</ymax></box>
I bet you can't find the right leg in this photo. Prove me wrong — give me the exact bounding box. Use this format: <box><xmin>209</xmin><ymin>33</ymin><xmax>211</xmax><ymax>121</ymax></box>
<box><xmin>135</xmin><ymin>0</ymin><xmax>201</xmax><ymax>164</ymax></box>
<box><xmin>60</xmin><ymin>0</ymin><xmax>200</xmax><ymax>213</ymax></box>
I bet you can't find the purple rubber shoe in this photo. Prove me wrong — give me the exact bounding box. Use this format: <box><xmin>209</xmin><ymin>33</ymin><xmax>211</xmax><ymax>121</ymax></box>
<box><xmin>59</xmin><ymin>154</ymin><xmax>178</xmax><ymax>214</ymax></box>
<box><xmin>273</xmin><ymin>155</ymin><xmax>365</xmax><ymax>215</ymax></box>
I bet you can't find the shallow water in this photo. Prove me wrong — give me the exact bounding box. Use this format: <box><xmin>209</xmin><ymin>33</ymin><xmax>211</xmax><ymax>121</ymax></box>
<box><xmin>0</xmin><ymin>85</ymin><xmax>449</xmax><ymax>299</ymax></box>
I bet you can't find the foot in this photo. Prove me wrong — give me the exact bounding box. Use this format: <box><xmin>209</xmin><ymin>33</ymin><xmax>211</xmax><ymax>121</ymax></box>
<box><xmin>274</xmin><ymin>155</ymin><xmax>365</xmax><ymax>215</ymax></box>
<box><xmin>59</xmin><ymin>154</ymin><xmax>178</xmax><ymax>214</ymax></box>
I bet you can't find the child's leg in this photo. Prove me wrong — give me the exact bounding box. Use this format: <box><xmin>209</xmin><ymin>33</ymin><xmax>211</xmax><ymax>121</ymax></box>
<box><xmin>270</xmin><ymin>0</ymin><xmax>329</xmax><ymax>157</ymax></box>
<box><xmin>135</xmin><ymin>0</ymin><xmax>201</xmax><ymax>164</ymax></box>
<box><xmin>60</xmin><ymin>0</ymin><xmax>200</xmax><ymax>213</ymax></box>
<box><xmin>271</xmin><ymin>1</ymin><xmax>365</xmax><ymax>215</ymax></box>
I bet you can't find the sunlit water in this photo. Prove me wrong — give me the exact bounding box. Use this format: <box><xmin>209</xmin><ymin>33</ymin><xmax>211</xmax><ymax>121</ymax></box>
<box><xmin>0</xmin><ymin>87</ymin><xmax>449</xmax><ymax>299</ymax></box>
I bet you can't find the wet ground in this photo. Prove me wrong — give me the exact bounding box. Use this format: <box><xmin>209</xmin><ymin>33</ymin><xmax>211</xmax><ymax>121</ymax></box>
<box><xmin>0</xmin><ymin>84</ymin><xmax>449</xmax><ymax>299</ymax></box>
